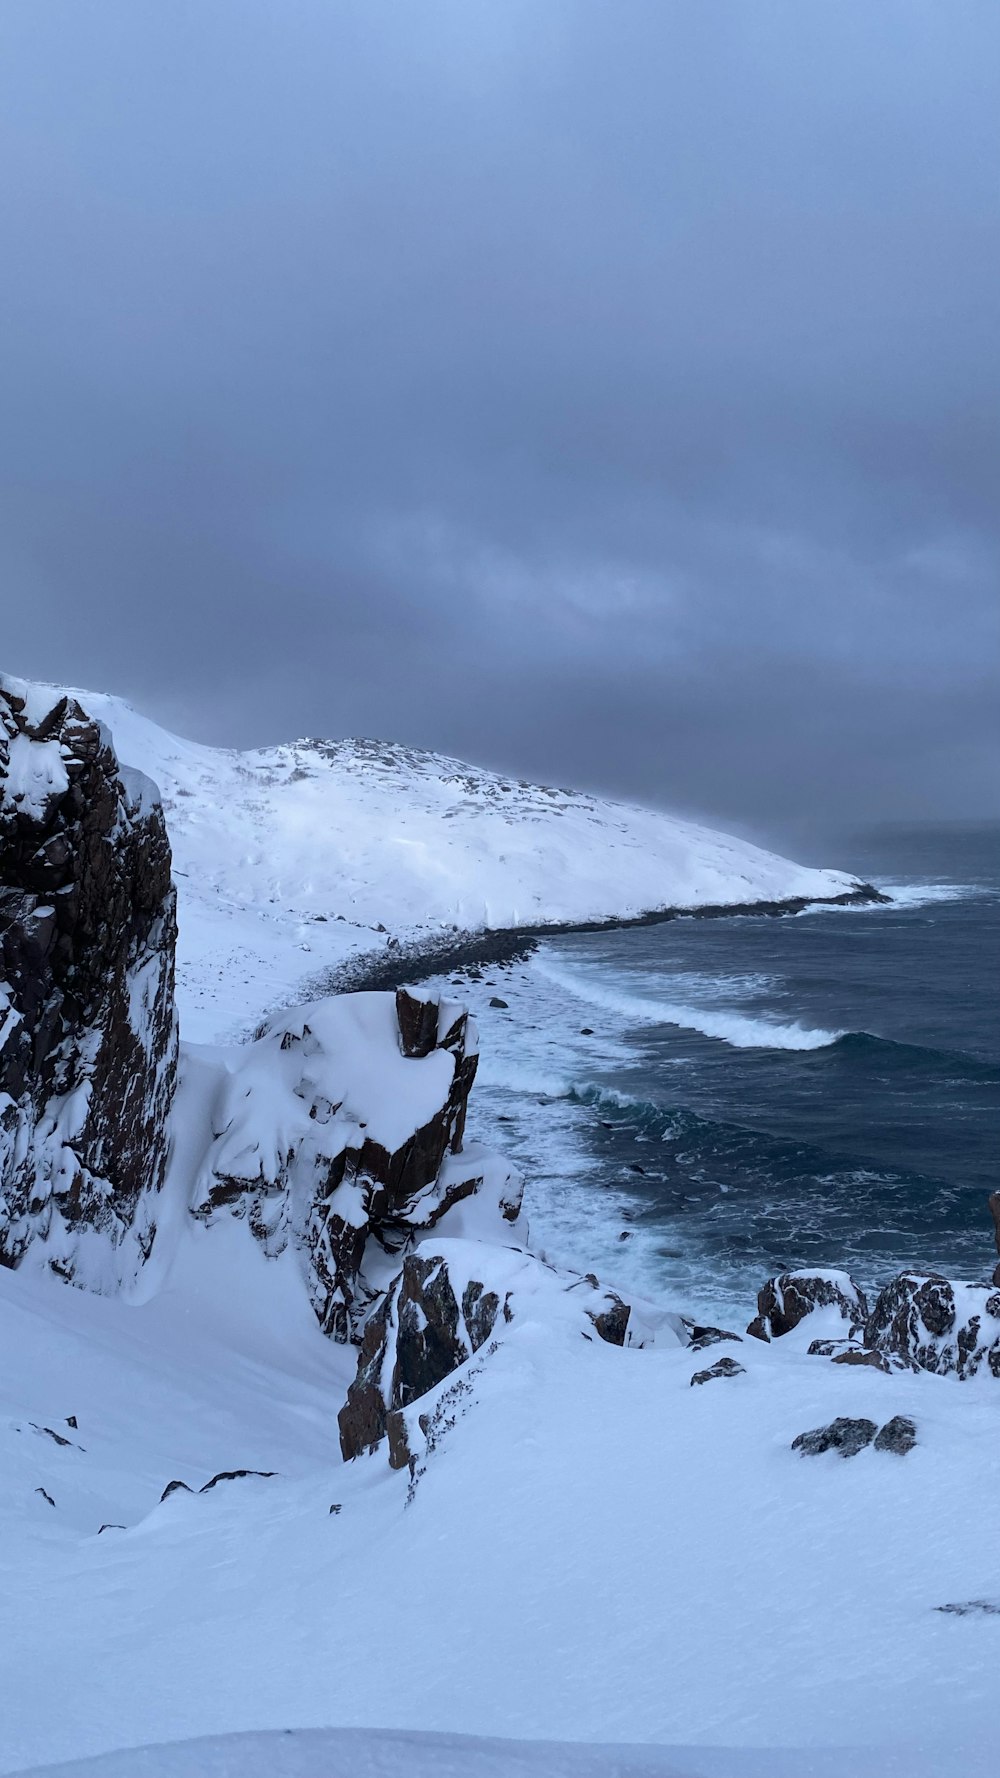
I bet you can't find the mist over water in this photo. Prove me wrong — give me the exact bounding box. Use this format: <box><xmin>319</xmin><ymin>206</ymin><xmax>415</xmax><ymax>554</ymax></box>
<box><xmin>427</xmin><ymin>824</ymin><xmax>1000</xmax><ymax>1321</ymax></box>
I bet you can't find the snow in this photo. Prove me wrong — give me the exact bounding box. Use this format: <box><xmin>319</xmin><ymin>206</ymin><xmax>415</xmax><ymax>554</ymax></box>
<box><xmin>2</xmin><ymin>681</ymin><xmax>862</xmax><ymax>1043</ymax></box>
<box><xmin>2</xmin><ymin>734</ymin><xmax>69</xmax><ymax>818</ymax></box>
<box><xmin>5</xmin><ymin>674</ymin><xmax>989</xmax><ymax>1778</ymax></box>
<box><xmin>1</xmin><ymin>1234</ymin><xmax>997</xmax><ymax>1775</ymax></box>
<box><xmin>9</xmin><ymin>1726</ymin><xmax>998</xmax><ymax>1778</ymax></box>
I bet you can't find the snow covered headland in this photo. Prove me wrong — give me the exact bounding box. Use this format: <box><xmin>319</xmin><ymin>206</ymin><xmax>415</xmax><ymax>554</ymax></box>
<box><xmin>1</xmin><ymin>675</ymin><xmax>997</xmax><ymax>1778</ymax></box>
<box><xmin>4</xmin><ymin>678</ymin><xmax>874</xmax><ymax>1043</ymax></box>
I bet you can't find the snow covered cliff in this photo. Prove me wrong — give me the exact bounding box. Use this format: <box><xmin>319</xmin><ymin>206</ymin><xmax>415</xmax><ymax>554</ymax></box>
<box><xmin>0</xmin><ymin>681</ymin><xmax>178</xmax><ymax>1289</ymax></box>
<box><xmin>6</xmin><ymin>680</ymin><xmax>867</xmax><ymax>1041</ymax></box>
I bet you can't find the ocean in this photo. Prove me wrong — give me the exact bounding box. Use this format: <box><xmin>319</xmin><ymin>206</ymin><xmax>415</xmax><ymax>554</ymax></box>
<box><xmin>424</xmin><ymin>823</ymin><xmax>1000</xmax><ymax>1322</ymax></box>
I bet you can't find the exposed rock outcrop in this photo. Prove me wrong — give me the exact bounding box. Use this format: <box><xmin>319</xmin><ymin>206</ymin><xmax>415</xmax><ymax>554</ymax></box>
<box><xmin>338</xmin><ymin>1238</ymin><xmax>656</xmax><ymax>1464</ymax></box>
<box><xmin>690</xmin><ymin>1356</ymin><xmax>746</xmax><ymax>1386</ymax></box>
<box><xmin>0</xmin><ymin>679</ymin><xmax>178</xmax><ymax>1285</ymax></box>
<box><xmin>747</xmin><ymin>1270</ymin><xmax>868</xmax><ymax>1342</ymax></box>
<box><xmin>190</xmin><ymin>987</ymin><xmax>519</xmax><ymax>1342</ymax></box>
<box><xmin>680</xmin><ymin>1319</ymin><xmax>743</xmax><ymax>1351</ymax></box>
<box><xmin>792</xmin><ymin>1417</ymin><xmax>878</xmax><ymax>1459</ymax></box>
<box><xmin>862</xmin><ymin>1273</ymin><xmax>1000</xmax><ymax>1379</ymax></box>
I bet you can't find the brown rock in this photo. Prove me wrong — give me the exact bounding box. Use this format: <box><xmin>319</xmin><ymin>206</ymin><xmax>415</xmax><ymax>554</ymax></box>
<box><xmin>863</xmin><ymin>1272</ymin><xmax>1000</xmax><ymax>1379</ymax></box>
<box><xmin>747</xmin><ymin>1271</ymin><xmax>868</xmax><ymax>1342</ymax></box>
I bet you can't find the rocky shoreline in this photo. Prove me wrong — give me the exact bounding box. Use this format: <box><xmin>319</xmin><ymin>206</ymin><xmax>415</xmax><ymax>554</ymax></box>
<box><xmin>324</xmin><ymin>882</ymin><xmax>889</xmax><ymax>997</ymax></box>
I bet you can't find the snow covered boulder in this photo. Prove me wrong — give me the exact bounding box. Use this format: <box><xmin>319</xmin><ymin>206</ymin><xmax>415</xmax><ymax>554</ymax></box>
<box><xmin>190</xmin><ymin>988</ymin><xmax>518</xmax><ymax>1341</ymax></box>
<box><xmin>862</xmin><ymin>1273</ymin><xmax>1000</xmax><ymax>1379</ymax></box>
<box><xmin>0</xmin><ymin>680</ymin><xmax>178</xmax><ymax>1286</ymax></box>
<box><xmin>747</xmin><ymin>1270</ymin><xmax>868</xmax><ymax>1343</ymax></box>
<box><xmin>338</xmin><ymin>1238</ymin><xmax>655</xmax><ymax>1464</ymax></box>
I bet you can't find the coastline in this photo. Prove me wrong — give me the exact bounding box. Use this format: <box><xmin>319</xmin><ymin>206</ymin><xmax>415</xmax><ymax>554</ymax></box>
<box><xmin>324</xmin><ymin>881</ymin><xmax>888</xmax><ymax>996</ymax></box>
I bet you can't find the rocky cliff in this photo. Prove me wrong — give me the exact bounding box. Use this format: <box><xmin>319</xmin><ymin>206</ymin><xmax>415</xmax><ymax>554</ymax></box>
<box><xmin>0</xmin><ymin>679</ymin><xmax>178</xmax><ymax>1287</ymax></box>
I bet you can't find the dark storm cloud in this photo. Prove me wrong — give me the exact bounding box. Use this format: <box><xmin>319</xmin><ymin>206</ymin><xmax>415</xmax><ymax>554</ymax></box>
<box><xmin>1</xmin><ymin>0</ymin><xmax>998</xmax><ymax>831</ymax></box>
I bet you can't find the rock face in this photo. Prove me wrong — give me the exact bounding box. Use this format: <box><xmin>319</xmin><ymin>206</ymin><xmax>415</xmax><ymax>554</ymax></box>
<box><xmin>862</xmin><ymin>1273</ymin><xmax>1000</xmax><ymax>1379</ymax></box>
<box><xmin>0</xmin><ymin>681</ymin><xmax>178</xmax><ymax>1285</ymax></box>
<box><xmin>747</xmin><ymin>1270</ymin><xmax>868</xmax><ymax>1342</ymax></box>
<box><xmin>190</xmin><ymin>987</ymin><xmax>518</xmax><ymax>1342</ymax></box>
<box><xmin>338</xmin><ymin>1239</ymin><xmax>649</xmax><ymax>1464</ymax></box>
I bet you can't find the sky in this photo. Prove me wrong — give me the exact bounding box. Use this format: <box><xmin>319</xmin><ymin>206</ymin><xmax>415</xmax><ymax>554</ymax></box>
<box><xmin>1</xmin><ymin>0</ymin><xmax>998</xmax><ymax>834</ymax></box>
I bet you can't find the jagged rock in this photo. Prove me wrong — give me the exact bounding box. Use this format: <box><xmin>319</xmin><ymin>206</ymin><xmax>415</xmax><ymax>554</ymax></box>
<box><xmin>792</xmin><ymin>1417</ymin><xmax>878</xmax><ymax>1459</ymax></box>
<box><xmin>681</xmin><ymin>1319</ymin><xmax>743</xmax><ymax>1351</ymax></box>
<box><xmin>0</xmin><ymin>678</ymin><xmax>178</xmax><ymax>1284</ymax></box>
<box><xmin>339</xmin><ymin>1239</ymin><xmax>653</xmax><ymax>1464</ymax></box>
<box><xmin>747</xmin><ymin>1271</ymin><xmax>868</xmax><ymax>1342</ymax></box>
<box><xmin>690</xmin><ymin>1356</ymin><xmax>746</xmax><ymax>1386</ymax></box>
<box><xmin>339</xmin><ymin>1249</ymin><xmax>500</xmax><ymax>1465</ymax></box>
<box><xmin>873</xmin><ymin>1415</ymin><xmax>917</xmax><ymax>1455</ymax></box>
<box><xmin>199</xmin><ymin>1469</ymin><xmax>276</xmax><ymax>1492</ymax></box>
<box><xmin>160</xmin><ymin>1480</ymin><xmax>192</xmax><ymax>1502</ymax></box>
<box><xmin>589</xmin><ymin>1294</ymin><xmax>632</xmax><ymax>1345</ymax></box>
<box><xmin>863</xmin><ymin>1273</ymin><xmax>1000</xmax><ymax>1379</ymax></box>
<box><xmin>190</xmin><ymin>988</ymin><xmax>497</xmax><ymax>1342</ymax></box>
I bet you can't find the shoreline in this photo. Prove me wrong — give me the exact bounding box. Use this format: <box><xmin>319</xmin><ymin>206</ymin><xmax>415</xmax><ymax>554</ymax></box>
<box><xmin>323</xmin><ymin>881</ymin><xmax>888</xmax><ymax>996</ymax></box>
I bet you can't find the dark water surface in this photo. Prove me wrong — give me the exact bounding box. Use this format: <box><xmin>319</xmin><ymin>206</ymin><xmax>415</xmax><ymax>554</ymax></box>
<box><xmin>436</xmin><ymin>824</ymin><xmax>1000</xmax><ymax>1317</ymax></box>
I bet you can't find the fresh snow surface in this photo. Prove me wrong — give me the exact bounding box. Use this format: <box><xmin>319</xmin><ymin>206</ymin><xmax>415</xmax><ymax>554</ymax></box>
<box><xmin>2</xmin><ymin>1233</ymin><xmax>997</xmax><ymax>1776</ymax></box>
<box><xmin>10</xmin><ymin>1726</ymin><xmax>998</xmax><ymax>1778</ymax></box>
<box><xmin>4</xmin><ymin>679</ymin><xmax>860</xmax><ymax>1041</ymax></box>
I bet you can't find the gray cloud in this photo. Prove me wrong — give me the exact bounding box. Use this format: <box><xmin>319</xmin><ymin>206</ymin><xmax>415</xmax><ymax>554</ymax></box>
<box><xmin>1</xmin><ymin>0</ymin><xmax>998</xmax><ymax>836</ymax></box>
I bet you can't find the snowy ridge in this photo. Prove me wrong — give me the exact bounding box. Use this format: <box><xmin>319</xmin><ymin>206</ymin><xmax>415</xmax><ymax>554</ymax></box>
<box><xmin>13</xmin><ymin>681</ymin><xmax>863</xmax><ymax>1041</ymax></box>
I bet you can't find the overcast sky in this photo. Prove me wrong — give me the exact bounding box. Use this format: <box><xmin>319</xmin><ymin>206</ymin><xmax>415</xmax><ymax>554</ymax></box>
<box><xmin>2</xmin><ymin>1</ymin><xmax>998</xmax><ymax>835</ymax></box>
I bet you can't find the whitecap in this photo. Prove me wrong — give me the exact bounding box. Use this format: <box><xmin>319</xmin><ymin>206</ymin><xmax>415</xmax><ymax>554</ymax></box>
<box><xmin>530</xmin><ymin>956</ymin><xmax>841</xmax><ymax>1051</ymax></box>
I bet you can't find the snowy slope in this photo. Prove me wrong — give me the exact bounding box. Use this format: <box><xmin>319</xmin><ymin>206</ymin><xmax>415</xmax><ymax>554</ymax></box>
<box><xmin>9</xmin><ymin>681</ymin><xmax>861</xmax><ymax>1041</ymax></box>
<box><xmin>2</xmin><ymin>1237</ymin><xmax>997</xmax><ymax>1776</ymax></box>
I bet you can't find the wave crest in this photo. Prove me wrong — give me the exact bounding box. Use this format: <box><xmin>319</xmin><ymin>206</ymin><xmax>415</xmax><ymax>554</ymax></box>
<box><xmin>531</xmin><ymin>957</ymin><xmax>841</xmax><ymax>1051</ymax></box>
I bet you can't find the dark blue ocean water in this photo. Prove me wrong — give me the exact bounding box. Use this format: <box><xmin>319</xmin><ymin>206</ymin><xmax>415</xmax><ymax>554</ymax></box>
<box><xmin>442</xmin><ymin>823</ymin><xmax>1000</xmax><ymax>1317</ymax></box>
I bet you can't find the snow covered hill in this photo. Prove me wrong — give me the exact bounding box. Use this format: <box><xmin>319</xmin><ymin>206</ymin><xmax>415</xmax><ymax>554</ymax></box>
<box><xmin>1</xmin><ymin>679</ymin><xmax>863</xmax><ymax>1041</ymax></box>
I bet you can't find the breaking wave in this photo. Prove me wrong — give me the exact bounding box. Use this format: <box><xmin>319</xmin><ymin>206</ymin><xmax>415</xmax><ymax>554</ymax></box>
<box><xmin>530</xmin><ymin>956</ymin><xmax>841</xmax><ymax>1051</ymax></box>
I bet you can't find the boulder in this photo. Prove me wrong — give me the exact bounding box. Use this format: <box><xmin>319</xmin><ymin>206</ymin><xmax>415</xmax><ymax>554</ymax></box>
<box><xmin>873</xmin><ymin>1415</ymin><xmax>917</xmax><ymax>1455</ymax></box>
<box><xmin>690</xmin><ymin>1356</ymin><xmax>746</xmax><ymax>1386</ymax></box>
<box><xmin>747</xmin><ymin>1270</ymin><xmax>868</xmax><ymax>1342</ymax></box>
<box><xmin>0</xmin><ymin>680</ymin><xmax>178</xmax><ymax>1285</ymax></box>
<box><xmin>862</xmin><ymin>1272</ymin><xmax>1000</xmax><ymax>1379</ymax></box>
<box><xmin>792</xmin><ymin>1417</ymin><xmax>878</xmax><ymax>1459</ymax></box>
